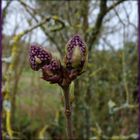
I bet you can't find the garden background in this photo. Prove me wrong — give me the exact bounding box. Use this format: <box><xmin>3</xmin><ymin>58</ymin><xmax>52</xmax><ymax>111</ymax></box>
<box><xmin>2</xmin><ymin>0</ymin><xmax>138</xmax><ymax>139</ymax></box>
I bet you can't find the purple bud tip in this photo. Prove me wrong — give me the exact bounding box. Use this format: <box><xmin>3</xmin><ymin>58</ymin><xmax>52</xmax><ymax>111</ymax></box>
<box><xmin>29</xmin><ymin>45</ymin><xmax>52</xmax><ymax>71</ymax></box>
<box><xmin>67</xmin><ymin>35</ymin><xmax>86</xmax><ymax>54</ymax></box>
<box><xmin>65</xmin><ymin>35</ymin><xmax>87</xmax><ymax>71</ymax></box>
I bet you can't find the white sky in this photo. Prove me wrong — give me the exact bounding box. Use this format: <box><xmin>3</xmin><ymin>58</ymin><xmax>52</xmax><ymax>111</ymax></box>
<box><xmin>2</xmin><ymin>0</ymin><xmax>138</xmax><ymax>50</ymax></box>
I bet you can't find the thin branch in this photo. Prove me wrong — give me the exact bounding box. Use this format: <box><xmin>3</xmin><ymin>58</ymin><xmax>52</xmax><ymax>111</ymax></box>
<box><xmin>88</xmin><ymin>0</ymin><xmax>126</xmax><ymax>54</ymax></box>
<box><xmin>2</xmin><ymin>0</ymin><xmax>12</xmax><ymax>19</ymax></box>
<box><xmin>3</xmin><ymin>15</ymin><xmax>57</xmax><ymax>138</ymax></box>
<box><xmin>92</xmin><ymin>122</ymin><xmax>138</xmax><ymax>139</ymax></box>
<box><xmin>110</xmin><ymin>103</ymin><xmax>138</xmax><ymax>114</ymax></box>
<box><xmin>20</xmin><ymin>17</ymin><xmax>51</xmax><ymax>37</ymax></box>
<box><xmin>91</xmin><ymin>133</ymin><xmax>138</xmax><ymax>140</ymax></box>
<box><xmin>19</xmin><ymin>0</ymin><xmax>64</xmax><ymax>55</ymax></box>
<box><xmin>122</xmin><ymin>2</ymin><xmax>137</xmax><ymax>30</ymax></box>
<box><xmin>102</xmin><ymin>37</ymin><xmax>115</xmax><ymax>52</ymax></box>
<box><xmin>106</xmin><ymin>0</ymin><xmax>126</xmax><ymax>13</ymax></box>
<box><xmin>19</xmin><ymin>0</ymin><xmax>65</xmax><ymax>32</ymax></box>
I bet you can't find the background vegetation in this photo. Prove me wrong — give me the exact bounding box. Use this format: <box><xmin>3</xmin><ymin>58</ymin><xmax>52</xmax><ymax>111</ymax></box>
<box><xmin>2</xmin><ymin>0</ymin><xmax>138</xmax><ymax>139</ymax></box>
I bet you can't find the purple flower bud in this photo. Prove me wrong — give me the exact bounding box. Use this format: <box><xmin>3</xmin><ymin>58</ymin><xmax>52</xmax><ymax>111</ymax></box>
<box><xmin>29</xmin><ymin>35</ymin><xmax>88</xmax><ymax>87</ymax></box>
<box><xmin>42</xmin><ymin>59</ymin><xmax>62</xmax><ymax>84</ymax></box>
<box><xmin>29</xmin><ymin>45</ymin><xmax>52</xmax><ymax>71</ymax></box>
<box><xmin>65</xmin><ymin>35</ymin><xmax>87</xmax><ymax>72</ymax></box>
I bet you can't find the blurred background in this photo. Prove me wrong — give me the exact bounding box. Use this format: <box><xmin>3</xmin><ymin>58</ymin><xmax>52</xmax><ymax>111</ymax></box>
<box><xmin>2</xmin><ymin>0</ymin><xmax>138</xmax><ymax>139</ymax></box>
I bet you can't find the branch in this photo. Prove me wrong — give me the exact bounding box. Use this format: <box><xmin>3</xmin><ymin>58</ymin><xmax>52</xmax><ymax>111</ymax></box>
<box><xmin>19</xmin><ymin>0</ymin><xmax>64</xmax><ymax>55</ymax></box>
<box><xmin>107</xmin><ymin>0</ymin><xmax>126</xmax><ymax>13</ymax></box>
<box><xmin>90</xmin><ymin>133</ymin><xmax>138</xmax><ymax>140</ymax></box>
<box><xmin>3</xmin><ymin>16</ymin><xmax>56</xmax><ymax>138</ymax></box>
<box><xmin>62</xmin><ymin>86</ymin><xmax>73</xmax><ymax>139</ymax></box>
<box><xmin>8</xmin><ymin>16</ymin><xmax>56</xmax><ymax>73</ymax></box>
<box><xmin>113</xmin><ymin>104</ymin><xmax>138</xmax><ymax>112</ymax></box>
<box><xmin>102</xmin><ymin>37</ymin><xmax>115</xmax><ymax>52</ymax></box>
<box><xmin>2</xmin><ymin>0</ymin><xmax>12</xmax><ymax>20</ymax></box>
<box><xmin>88</xmin><ymin>0</ymin><xmax>126</xmax><ymax>54</ymax></box>
<box><xmin>92</xmin><ymin>122</ymin><xmax>138</xmax><ymax>139</ymax></box>
<box><xmin>19</xmin><ymin>1</ymin><xmax>65</xmax><ymax>32</ymax></box>
<box><xmin>88</xmin><ymin>0</ymin><xmax>107</xmax><ymax>52</ymax></box>
<box><xmin>114</xmin><ymin>7</ymin><xmax>125</xmax><ymax>26</ymax></box>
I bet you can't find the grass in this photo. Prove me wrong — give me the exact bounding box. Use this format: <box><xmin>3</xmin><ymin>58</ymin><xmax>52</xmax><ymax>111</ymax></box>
<box><xmin>15</xmin><ymin>68</ymin><xmax>63</xmax><ymax>131</ymax></box>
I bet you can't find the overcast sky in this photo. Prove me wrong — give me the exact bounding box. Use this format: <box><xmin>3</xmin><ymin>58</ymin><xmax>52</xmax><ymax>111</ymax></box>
<box><xmin>2</xmin><ymin>0</ymin><xmax>138</xmax><ymax>50</ymax></box>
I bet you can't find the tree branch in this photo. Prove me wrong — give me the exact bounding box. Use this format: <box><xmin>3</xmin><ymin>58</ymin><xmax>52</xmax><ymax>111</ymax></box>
<box><xmin>2</xmin><ymin>0</ymin><xmax>12</xmax><ymax>20</ymax></box>
<box><xmin>88</xmin><ymin>0</ymin><xmax>126</xmax><ymax>54</ymax></box>
<box><xmin>107</xmin><ymin>0</ymin><xmax>126</xmax><ymax>13</ymax></box>
<box><xmin>3</xmin><ymin>15</ymin><xmax>60</xmax><ymax>138</ymax></box>
<box><xmin>62</xmin><ymin>86</ymin><xmax>73</xmax><ymax>139</ymax></box>
<box><xmin>88</xmin><ymin>0</ymin><xmax>107</xmax><ymax>52</ymax></box>
<box><xmin>19</xmin><ymin>0</ymin><xmax>64</xmax><ymax>55</ymax></box>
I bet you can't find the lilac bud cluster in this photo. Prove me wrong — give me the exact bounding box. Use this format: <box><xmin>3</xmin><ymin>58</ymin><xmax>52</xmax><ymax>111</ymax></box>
<box><xmin>29</xmin><ymin>35</ymin><xmax>88</xmax><ymax>87</ymax></box>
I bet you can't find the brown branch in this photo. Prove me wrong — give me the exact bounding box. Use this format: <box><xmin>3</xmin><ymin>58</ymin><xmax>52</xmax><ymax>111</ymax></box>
<box><xmin>113</xmin><ymin>104</ymin><xmax>138</xmax><ymax>113</ymax></box>
<box><xmin>114</xmin><ymin>7</ymin><xmax>125</xmax><ymax>26</ymax></box>
<box><xmin>2</xmin><ymin>0</ymin><xmax>12</xmax><ymax>20</ymax></box>
<box><xmin>20</xmin><ymin>17</ymin><xmax>51</xmax><ymax>37</ymax></box>
<box><xmin>88</xmin><ymin>0</ymin><xmax>126</xmax><ymax>53</ymax></box>
<box><xmin>3</xmin><ymin>16</ymin><xmax>52</xmax><ymax>138</ymax></box>
<box><xmin>62</xmin><ymin>86</ymin><xmax>73</xmax><ymax>139</ymax></box>
<box><xmin>19</xmin><ymin>0</ymin><xmax>64</xmax><ymax>55</ymax></box>
<box><xmin>88</xmin><ymin>0</ymin><xmax>107</xmax><ymax>52</ymax></box>
<box><xmin>81</xmin><ymin>0</ymin><xmax>89</xmax><ymax>41</ymax></box>
<box><xmin>122</xmin><ymin>2</ymin><xmax>137</xmax><ymax>30</ymax></box>
<box><xmin>102</xmin><ymin>37</ymin><xmax>115</xmax><ymax>52</ymax></box>
<box><xmin>107</xmin><ymin>0</ymin><xmax>126</xmax><ymax>13</ymax></box>
<box><xmin>19</xmin><ymin>0</ymin><xmax>65</xmax><ymax>32</ymax></box>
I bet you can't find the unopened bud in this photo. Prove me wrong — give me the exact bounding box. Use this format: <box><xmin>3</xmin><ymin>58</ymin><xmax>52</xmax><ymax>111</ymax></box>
<box><xmin>42</xmin><ymin>59</ymin><xmax>62</xmax><ymax>84</ymax></box>
<box><xmin>29</xmin><ymin>45</ymin><xmax>52</xmax><ymax>71</ymax></box>
<box><xmin>65</xmin><ymin>35</ymin><xmax>87</xmax><ymax>73</ymax></box>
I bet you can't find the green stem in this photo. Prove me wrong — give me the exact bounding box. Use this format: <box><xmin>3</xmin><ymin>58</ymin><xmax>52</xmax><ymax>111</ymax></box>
<box><xmin>62</xmin><ymin>86</ymin><xmax>73</xmax><ymax>139</ymax></box>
